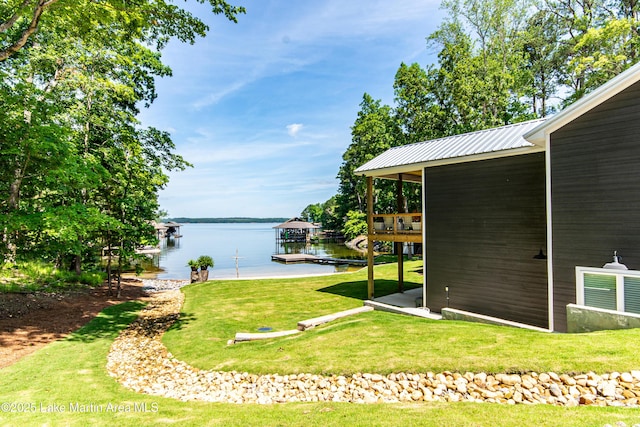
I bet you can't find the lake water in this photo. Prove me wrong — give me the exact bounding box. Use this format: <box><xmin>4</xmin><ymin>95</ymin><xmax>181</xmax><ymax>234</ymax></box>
<box><xmin>149</xmin><ymin>223</ymin><xmax>365</xmax><ymax>280</ymax></box>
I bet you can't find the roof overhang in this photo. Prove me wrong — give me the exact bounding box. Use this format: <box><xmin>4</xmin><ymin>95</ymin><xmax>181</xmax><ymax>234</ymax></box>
<box><xmin>356</xmin><ymin>145</ymin><xmax>544</xmax><ymax>180</ymax></box>
<box><xmin>355</xmin><ymin>119</ymin><xmax>545</xmax><ymax>180</ymax></box>
<box><xmin>524</xmin><ymin>61</ymin><xmax>640</xmax><ymax>145</ymax></box>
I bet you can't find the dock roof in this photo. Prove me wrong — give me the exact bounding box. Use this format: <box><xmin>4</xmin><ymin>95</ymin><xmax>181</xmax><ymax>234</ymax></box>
<box><xmin>273</xmin><ymin>217</ymin><xmax>320</xmax><ymax>229</ymax></box>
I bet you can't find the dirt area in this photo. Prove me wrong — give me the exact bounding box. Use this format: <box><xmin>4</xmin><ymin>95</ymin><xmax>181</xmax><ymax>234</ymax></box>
<box><xmin>0</xmin><ymin>278</ymin><xmax>148</xmax><ymax>369</ymax></box>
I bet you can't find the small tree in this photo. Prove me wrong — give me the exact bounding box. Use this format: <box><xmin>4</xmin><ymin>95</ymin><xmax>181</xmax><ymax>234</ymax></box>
<box><xmin>342</xmin><ymin>210</ymin><xmax>368</xmax><ymax>241</ymax></box>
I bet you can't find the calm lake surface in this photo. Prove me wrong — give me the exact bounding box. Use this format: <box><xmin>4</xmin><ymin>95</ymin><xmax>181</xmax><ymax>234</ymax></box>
<box><xmin>150</xmin><ymin>223</ymin><xmax>365</xmax><ymax>280</ymax></box>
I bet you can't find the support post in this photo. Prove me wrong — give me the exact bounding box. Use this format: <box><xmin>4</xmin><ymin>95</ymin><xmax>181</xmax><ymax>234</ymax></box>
<box><xmin>422</xmin><ymin>170</ymin><xmax>427</xmax><ymax>309</ymax></box>
<box><xmin>396</xmin><ymin>175</ymin><xmax>404</xmax><ymax>293</ymax></box>
<box><xmin>367</xmin><ymin>176</ymin><xmax>375</xmax><ymax>299</ymax></box>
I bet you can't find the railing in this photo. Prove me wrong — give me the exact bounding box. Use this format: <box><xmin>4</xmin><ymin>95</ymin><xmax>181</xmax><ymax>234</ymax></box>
<box><xmin>576</xmin><ymin>266</ymin><xmax>640</xmax><ymax>314</ymax></box>
<box><xmin>371</xmin><ymin>213</ymin><xmax>422</xmax><ymax>236</ymax></box>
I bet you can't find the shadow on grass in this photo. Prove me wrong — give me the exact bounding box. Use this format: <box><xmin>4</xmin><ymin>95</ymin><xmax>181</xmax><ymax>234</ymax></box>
<box><xmin>66</xmin><ymin>301</ymin><xmax>145</xmax><ymax>343</ymax></box>
<box><xmin>166</xmin><ymin>312</ymin><xmax>197</xmax><ymax>332</ymax></box>
<box><xmin>318</xmin><ymin>279</ymin><xmax>421</xmax><ymax>300</ymax></box>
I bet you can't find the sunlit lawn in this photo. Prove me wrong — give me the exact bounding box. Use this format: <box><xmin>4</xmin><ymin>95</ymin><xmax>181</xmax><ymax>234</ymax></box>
<box><xmin>1</xmin><ymin>261</ymin><xmax>639</xmax><ymax>426</ymax></box>
<box><xmin>164</xmin><ymin>261</ymin><xmax>640</xmax><ymax>375</ymax></box>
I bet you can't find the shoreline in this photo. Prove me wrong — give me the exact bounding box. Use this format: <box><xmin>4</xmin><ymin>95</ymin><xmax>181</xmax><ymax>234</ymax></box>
<box><xmin>142</xmin><ymin>268</ymin><xmax>364</xmax><ymax>284</ymax></box>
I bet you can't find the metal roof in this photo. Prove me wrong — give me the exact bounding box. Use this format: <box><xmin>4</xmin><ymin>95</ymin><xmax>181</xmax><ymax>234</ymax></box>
<box><xmin>273</xmin><ymin>218</ymin><xmax>320</xmax><ymax>229</ymax></box>
<box><xmin>355</xmin><ymin>118</ymin><xmax>547</xmax><ymax>176</ymax></box>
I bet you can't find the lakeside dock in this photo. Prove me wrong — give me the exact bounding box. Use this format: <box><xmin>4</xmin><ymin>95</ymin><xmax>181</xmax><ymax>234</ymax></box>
<box><xmin>271</xmin><ymin>254</ymin><xmax>367</xmax><ymax>266</ymax></box>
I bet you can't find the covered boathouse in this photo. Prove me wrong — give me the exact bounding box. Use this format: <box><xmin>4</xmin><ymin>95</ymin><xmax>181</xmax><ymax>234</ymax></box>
<box><xmin>356</xmin><ymin>61</ymin><xmax>640</xmax><ymax>332</ymax></box>
<box><xmin>273</xmin><ymin>217</ymin><xmax>320</xmax><ymax>243</ymax></box>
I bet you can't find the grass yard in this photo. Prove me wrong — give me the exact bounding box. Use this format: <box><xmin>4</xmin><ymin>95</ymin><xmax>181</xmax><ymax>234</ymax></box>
<box><xmin>164</xmin><ymin>261</ymin><xmax>640</xmax><ymax>375</ymax></box>
<box><xmin>1</xmin><ymin>261</ymin><xmax>640</xmax><ymax>426</ymax></box>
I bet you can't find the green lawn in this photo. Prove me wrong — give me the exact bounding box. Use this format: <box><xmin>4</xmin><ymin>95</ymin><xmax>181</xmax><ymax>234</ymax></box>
<box><xmin>1</xmin><ymin>261</ymin><xmax>639</xmax><ymax>426</ymax></box>
<box><xmin>164</xmin><ymin>261</ymin><xmax>640</xmax><ymax>375</ymax></box>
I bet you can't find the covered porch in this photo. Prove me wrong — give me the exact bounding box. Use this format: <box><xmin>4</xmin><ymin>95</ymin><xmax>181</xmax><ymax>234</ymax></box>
<box><xmin>363</xmin><ymin>171</ymin><xmax>425</xmax><ymax>304</ymax></box>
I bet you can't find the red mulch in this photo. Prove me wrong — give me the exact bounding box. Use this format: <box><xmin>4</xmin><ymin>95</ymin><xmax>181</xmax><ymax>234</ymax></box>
<box><xmin>0</xmin><ymin>278</ymin><xmax>149</xmax><ymax>369</ymax></box>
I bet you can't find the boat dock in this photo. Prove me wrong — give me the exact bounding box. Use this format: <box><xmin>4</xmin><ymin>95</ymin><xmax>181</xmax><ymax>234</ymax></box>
<box><xmin>271</xmin><ymin>254</ymin><xmax>367</xmax><ymax>266</ymax></box>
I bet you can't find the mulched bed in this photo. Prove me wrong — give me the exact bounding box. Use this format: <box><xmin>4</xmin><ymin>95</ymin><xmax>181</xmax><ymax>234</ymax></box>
<box><xmin>0</xmin><ymin>278</ymin><xmax>148</xmax><ymax>369</ymax></box>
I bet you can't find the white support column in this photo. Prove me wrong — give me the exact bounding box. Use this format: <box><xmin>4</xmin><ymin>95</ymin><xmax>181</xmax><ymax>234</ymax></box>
<box><xmin>545</xmin><ymin>133</ymin><xmax>554</xmax><ymax>331</ymax></box>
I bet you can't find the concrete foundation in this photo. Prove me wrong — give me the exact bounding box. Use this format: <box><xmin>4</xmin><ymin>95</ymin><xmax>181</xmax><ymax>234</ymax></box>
<box><xmin>566</xmin><ymin>304</ymin><xmax>640</xmax><ymax>333</ymax></box>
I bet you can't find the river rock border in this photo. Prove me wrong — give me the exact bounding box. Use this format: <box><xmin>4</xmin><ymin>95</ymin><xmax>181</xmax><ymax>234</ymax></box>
<box><xmin>106</xmin><ymin>290</ymin><xmax>640</xmax><ymax>405</ymax></box>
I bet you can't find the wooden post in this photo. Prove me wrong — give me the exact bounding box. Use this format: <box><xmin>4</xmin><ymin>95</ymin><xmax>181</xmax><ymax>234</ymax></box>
<box><xmin>367</xmin><ymin>176</ymin><xmax>375</xmax><ymax>299</ymax></box>
<box><xmin>397</xmin><ymin>175</ymin><xmax>404</xmax><ymax>293</ymax></box>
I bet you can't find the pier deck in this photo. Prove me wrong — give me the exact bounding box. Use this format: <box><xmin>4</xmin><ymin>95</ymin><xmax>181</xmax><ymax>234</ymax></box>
<box><xmin>271</xmin><ymin>254</ymin><xmax>366</xmax><ymax>266</ymax></box>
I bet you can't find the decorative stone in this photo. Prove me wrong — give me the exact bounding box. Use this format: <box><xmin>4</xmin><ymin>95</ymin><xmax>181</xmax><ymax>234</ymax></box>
<box><xmin>620</xmin><ymin>372</ymin><xmax>634</xmax><ymax>384</ymax></box>
<box><xmin>601</xmin><ymin>382</ymin><xmax>617</xmax><ymax>398</ymax></box>
<box><xmin>565</xmin><ymin>397</ymin><xmax>579</xmax><ymax>407</ymax></box>
<box><xmin>549</xmin><ymin>383</ymin><xmax>562</xmax><ymax>398</ymax></box>
<box><xmin>560</xmin><ymin>374</ymin><xmax>576</xmax><ymax>386</ymax></box>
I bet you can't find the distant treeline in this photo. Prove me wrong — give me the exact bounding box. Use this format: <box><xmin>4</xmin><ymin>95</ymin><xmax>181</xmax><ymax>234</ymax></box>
<box><xmin>167</xmin><ymin>217</ymin><xmax>289</xmax><ymax>224</ymax></box>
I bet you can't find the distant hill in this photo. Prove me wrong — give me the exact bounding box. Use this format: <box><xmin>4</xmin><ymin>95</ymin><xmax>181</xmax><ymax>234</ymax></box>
<box><xmin>166</xmin><ymin>217</ymin><xmax>290</xmax><ymax>224</ymax></box>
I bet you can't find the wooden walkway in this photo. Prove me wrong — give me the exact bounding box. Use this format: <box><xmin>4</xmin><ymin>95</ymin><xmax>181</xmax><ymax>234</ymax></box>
<box><xmin>271</xmin><ymin>253</ymin><xmax>367</xmax><ymax>266</ymax></box>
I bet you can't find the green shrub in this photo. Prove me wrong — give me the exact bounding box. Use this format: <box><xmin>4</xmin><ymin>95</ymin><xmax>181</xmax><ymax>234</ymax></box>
<box><xmin>0</xmin><ymin>261</ymin><xmax>105</xmax><ymax>293</ymax></box>
<box><xmin>78</xmin><ymin>271</ymin><xmax>106</xmax><ymax>286</ymax></box>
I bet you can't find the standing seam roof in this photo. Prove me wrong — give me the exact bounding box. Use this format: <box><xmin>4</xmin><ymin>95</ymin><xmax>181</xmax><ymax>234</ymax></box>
<box><xmin>355</xmin><ymin>118</ymin><xmax>546</xmax><ymax>174</ymax></box>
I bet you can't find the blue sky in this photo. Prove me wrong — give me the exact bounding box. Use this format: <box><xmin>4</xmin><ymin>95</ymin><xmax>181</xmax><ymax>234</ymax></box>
<box><xmin>140</xmin><ymin>0</ymin><xmax>444</xmax><ymax>218</ymax></box>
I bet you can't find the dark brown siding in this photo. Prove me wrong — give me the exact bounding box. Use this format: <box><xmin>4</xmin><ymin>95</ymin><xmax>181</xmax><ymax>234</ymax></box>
<box><xmin>550</xmin><ymin>81</ymin><xmax>640</xmax><ymax>332</ymax></box>
<box><xmin>425</xmin><ymin>153</ymin><xmax>548</xmax><ymax>328</ymax></box>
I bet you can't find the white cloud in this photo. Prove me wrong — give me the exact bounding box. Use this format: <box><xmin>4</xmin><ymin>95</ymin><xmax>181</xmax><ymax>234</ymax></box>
<box><xmin>191</xmin><ymin>80</ymin><xmax>249</xmax><ymax>110</ymax></box>
<box><xmin>286</xmin><ymin>123</ymin><xmax>303</xmax><ymax>137</ymax></box>
<box><xmin>178</xmin><ymin>138</ymin><xmax>313</xmax><ymax>166</ymax></box>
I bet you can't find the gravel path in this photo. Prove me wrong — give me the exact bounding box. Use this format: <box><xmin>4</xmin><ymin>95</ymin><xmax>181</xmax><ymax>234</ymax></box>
<box><xmin>140</xmin><ymin>279</ymin><xmax>190</xmax><ymax>293</ymax></box>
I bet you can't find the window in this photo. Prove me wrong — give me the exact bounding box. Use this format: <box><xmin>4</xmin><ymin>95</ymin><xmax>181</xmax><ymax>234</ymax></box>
<box><xmin>576</xmin><ymin>267</ymin><xmax>640</xmax><ymax>314</ymax></box>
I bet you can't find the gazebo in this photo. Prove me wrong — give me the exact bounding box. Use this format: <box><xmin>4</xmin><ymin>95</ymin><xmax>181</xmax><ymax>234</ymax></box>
<box><xmin>273</xmin><ymin>217</ymin><xmax>320</xmax><ymax>243</ymax></box>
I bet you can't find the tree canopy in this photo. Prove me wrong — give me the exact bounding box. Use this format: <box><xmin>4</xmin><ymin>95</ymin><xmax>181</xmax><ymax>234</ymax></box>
<box><xmin>1</xmin><ymin>0</ymin><xmax>245</xmax><ymax>276</ymax></box>
<box><xmin>317</xmin><ymin>0</ymin><xmax>640</xmax><ymax>236</ymax></box>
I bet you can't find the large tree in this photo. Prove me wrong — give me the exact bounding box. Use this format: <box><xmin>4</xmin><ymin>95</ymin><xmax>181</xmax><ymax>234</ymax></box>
<box><xmin>546</xmin><ymin>0</ymin><xmax>640</xmax><ymax>103</ymax></box>
<box><xmin>521</xmin><ymin>9</ymin><xmax>563</xmax><ymax>116</ymax></box>
<box><xmin>393</xmin><ymin>62</ymin><xmax>442</xmax><ymax>144</ymax></box>
<box><xmin>430</xmin><ymin>0</ymin><xmax>533</xmax><ymax>129</ymax></box>
<box><xmin>0</xmin><ymin>0</ymin><xmax>244</xmax><ymax>61</ymax></box>
<box><xmin>336</xmin><ymin>94</ymin><xmax>399</xmax><ymax>220</ymax></box>
<box><xmin>1</xmin><ymin>0</ymin><xmax>243</xmax><ymax>271</ymax></box>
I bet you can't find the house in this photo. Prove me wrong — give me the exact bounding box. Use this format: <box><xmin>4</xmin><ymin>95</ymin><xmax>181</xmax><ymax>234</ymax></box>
<box><xmin>355</xmin><ymin>61</ymin><xmax>640</xmax><ymax>332</ymax></box>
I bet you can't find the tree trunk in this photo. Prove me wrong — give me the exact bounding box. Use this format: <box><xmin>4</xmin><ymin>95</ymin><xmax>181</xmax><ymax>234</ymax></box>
<box><xmin>107</xmin><ymin>246</ymin><xmax>113</xmax><ymax>296</ymax></box>
<box><xmin>73</xmin><ymin>254</ymin><xmax>81</xmax><ymax>275</ymax></box>
<box><xmin>116</xmin><ymin>240</ymin><xmax>123</xmax><ymax>298</ymax></box>
<box><xmin>4</xmin><ymin>165</ymin><xmax>27</xmax><ymax>263</ymax></box>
